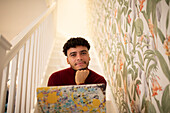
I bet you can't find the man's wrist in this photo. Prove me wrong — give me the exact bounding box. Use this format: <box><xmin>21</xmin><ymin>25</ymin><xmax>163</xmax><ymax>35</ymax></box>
<box><xmin>76</xmin><ymin>82</ymin><xmax>84</xmax><ymax>85</ymax></box>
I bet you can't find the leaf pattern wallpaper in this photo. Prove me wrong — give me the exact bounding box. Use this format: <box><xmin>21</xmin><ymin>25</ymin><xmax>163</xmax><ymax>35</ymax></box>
<box><xmin>87</xmin><ymin>0</ymin><xmax>170</xmax><ymax>112</ymax></box>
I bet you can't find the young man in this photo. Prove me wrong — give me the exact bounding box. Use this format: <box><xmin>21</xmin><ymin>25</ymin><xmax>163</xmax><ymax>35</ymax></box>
<box><xmin>47</xmin><ymin>37</ymin><xmax>106</xmax><ymax>88</ymax></box>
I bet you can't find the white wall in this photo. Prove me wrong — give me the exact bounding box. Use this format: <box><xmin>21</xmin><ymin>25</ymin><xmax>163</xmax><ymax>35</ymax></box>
<box><xmin>56</xmin><ymin>0</ymin><xmax>89</xmax><ymax>39</ymax></box>
<box><xmin>0</xmin><ymin>0</ymin><xmax>89</xmax><ymax>41</ymax></box>
<box><xmin>0</xmin><ymin>0</ymin><xmax>47</xmax><ymax>41</ymax></box>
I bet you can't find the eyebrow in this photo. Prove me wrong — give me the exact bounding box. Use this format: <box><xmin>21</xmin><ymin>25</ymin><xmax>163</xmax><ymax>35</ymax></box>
<box><xmin>69</xmin><ymin>50</ymin><xmax>88</xmax><ymax>56</ymax></box>
<box><xmin>69</xmin><ymin>52</ymin><xmax>76</xmax><ymax>56</ymax></box>
<box><xmin>80</xmin><ymin>50</ymin><xmax>88</xmax><ymax>53</ymax></box>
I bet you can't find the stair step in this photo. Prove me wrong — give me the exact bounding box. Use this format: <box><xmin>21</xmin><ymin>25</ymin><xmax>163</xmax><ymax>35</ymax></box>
<box><xmin>48</xmin><ymin>58</ymin><xmax>67</xmax><ymax>66</ymax></box>
<box><xmin>51</xmin><ymin>51</ymin><xmax>65</xmax><ymax>57</ymax></box>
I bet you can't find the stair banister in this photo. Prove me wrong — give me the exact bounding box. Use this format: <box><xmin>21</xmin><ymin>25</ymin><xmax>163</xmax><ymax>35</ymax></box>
<box><xmin>0</xmin><ymin>2</ymin><xmax>56</xmax><ymax>113</ymax></box>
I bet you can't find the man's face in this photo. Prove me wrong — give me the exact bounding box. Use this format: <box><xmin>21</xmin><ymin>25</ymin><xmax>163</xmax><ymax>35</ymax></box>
<box><xmin>67</xmin><ymin>46</ymin><xmax>90</xmax><ymax>70</ymax></box>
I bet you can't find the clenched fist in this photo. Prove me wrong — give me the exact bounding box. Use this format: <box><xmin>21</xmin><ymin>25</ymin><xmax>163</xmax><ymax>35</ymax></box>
<box><xmin>75</xmin><ymin>70</ymin><xmax>89</xmax><ymax>85</ymax></box>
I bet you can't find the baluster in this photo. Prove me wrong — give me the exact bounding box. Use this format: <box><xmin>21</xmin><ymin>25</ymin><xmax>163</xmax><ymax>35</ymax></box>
<box><xmin>20</xmin><ymin>41</ymin><xmax>29</xmax><ymax>113</ymax></box>
<box><xmin>34</xmin><ymin>27</ymin><xmax>40</xmax><ymax>110</ymax></box>
<box><xmin>41</xmin><ymin>21</ymin><xmax>45</xmax><ymax>81</ymax></box>
<box><xmin>7</xmin><ymin>53</ymin><xmax>19</xmax><ymax>113</ymax></box>
<box><xmin>41</xmin><ymin>22</ymin><xmax>45</xmax><ymax>84</ymax></box>
<box><xmin>15</xmin><ymin>46</ymin><xmax>24</xmax><ymax>113</ymax></box>
<box><xmin>0</xmin><ymin>64</ymin><xmax>10</xmax><ymax>113</ymax></box>
<box><xmin>26</xmin><ymin>36</ymin><xmax>34</xmax><ymax>113</ymax></box>
<box><xmin>36</xmin><ymin>26</ymin><xmax>40</xmax><ymax>88</ymax></box>
<box><xmin>30</xmin><ymin>29</ymin><xmax>38</xmax><ymax>112</ymax></box>
<box><xmin>39</xmin><ymin>23</ymin><xmax>43</xmax><ymax>85</ymax></box>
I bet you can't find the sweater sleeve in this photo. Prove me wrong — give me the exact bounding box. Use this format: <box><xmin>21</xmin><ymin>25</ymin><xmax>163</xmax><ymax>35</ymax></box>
<box><xmin>85</xmin><ymin>70</ymin><xmax>107</xmax><ymax>89</ymax></box>
<box><xmin>47</xmin><ymin>72</ymin><xmax>61</xmax><ymax>86</ymax></box>
<box><xmin>47</xmin><ymin>73</ymin><xmax>54</xmax><ymax>86</ymax></box>
<box><xmin>93</xmin><ymin>75</ymin><xmax>107</xmax><ymax>88</ymax></box>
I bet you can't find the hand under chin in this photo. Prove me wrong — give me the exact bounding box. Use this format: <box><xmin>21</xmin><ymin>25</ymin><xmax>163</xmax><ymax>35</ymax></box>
<box><xmin>78</xmin><ymin>67</ymin><xmax>88</xmax><ymax>70</ymax></box>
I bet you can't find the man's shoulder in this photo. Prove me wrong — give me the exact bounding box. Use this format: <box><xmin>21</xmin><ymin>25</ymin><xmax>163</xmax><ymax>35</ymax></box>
<box><xmin>89</xmin><ymin>69</ymin><xmax>101</xmax><ymax>76</ymax></box>
<box><xmin>89</xmin><ymin>69</ymin><xmax>103</xmax><ymax>77</ymax></box>
<box><xmin>51</xmin><ymin>67</ymin><xmax>71</xmax><ymax>75</ymax></box>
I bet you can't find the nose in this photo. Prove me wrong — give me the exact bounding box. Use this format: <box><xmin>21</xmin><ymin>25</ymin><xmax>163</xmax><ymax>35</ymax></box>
<box><xmin>76</xmin><ymin>53</ymin><xmax>82</xmax><ymax>60</ymax></box>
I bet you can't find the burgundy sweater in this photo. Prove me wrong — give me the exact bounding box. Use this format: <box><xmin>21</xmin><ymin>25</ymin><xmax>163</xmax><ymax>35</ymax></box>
<box><xmin>47</xmin><ymin>67</ymin><xmax>106</xmax><ymax>87</ymax></box>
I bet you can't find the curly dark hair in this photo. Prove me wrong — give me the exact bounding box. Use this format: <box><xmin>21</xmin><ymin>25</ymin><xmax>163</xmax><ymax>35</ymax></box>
<box><xmin>63</xmin><ymin>37</ymin><xmax>90</xmax><ymax>56</ymax></box>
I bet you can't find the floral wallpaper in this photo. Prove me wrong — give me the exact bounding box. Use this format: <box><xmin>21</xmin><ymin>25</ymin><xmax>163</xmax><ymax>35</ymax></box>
<box><xmin>87</xmin><ymin>0</ymin><xmax>170</xmax><ymax>112</ymax></box>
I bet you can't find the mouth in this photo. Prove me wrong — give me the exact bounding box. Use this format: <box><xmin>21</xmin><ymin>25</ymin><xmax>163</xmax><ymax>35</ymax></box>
<box><xmin>75</xmin><ymin>61</ymin><xmax>86</xmax><ymax>66</ymax></box>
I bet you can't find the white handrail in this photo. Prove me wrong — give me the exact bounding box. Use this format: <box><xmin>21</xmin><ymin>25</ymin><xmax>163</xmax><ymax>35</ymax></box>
<box><xmin>1</xmin><ymin>2</ymin><xmax>56</xmax><ymax>70</ymax></box>
<box><xmin>0</xmin><ymin>2</ymin><xmax>56</xmax><ymax>113</ymax></box>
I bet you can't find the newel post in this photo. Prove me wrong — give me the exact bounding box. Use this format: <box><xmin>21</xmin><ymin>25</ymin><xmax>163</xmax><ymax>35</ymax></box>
<box><xmin>0</xmin><ymin>34</ymin><xmax>12</xmax><ymax>95</ymax></box>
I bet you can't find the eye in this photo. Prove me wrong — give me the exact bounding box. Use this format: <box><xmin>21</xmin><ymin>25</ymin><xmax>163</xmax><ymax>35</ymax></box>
<box><xmin>70</xmin><ymin>53</ymin><xmax>76</xmax><ymax>57</ymax></box>
<box><xmin>80</xmin><ymin>50</ymin><xmax>88</xmax><ymax>54</ymax></box>
<box><xmin>81</xmin><ymin>52</ymin><xmax>87</xmax><ymax>55</ymax></box>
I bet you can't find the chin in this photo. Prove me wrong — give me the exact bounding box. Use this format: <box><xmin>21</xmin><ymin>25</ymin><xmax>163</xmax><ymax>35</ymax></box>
<box><xmin>77</xmin><ymin>67</ymin><xmax>88</xmax><ymax>70</ymax></box>
<box><xmin>72</xmin><ymin>65</ymin><xmax>89</xmax><ymax>70</ymax></box>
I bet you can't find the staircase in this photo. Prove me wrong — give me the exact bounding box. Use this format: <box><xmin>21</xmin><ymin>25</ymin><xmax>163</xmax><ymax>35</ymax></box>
<box><xmin>0</xmin><ymin>2</ymin><xmax>56</xmax><ymax>112</ymax></box>
<box><xmin>41</xmin><ymin>33</ymin><xmax>68</xmax><ymax>86</ymax></box>
<box><xmin>0</xmin><ymin>1</ymin><xmax>119</xmax><ymax>112</ymax></box>
<box><xmin>41</xmin><ymin>33</ymin><xmax>118</xmax><ymax>113</ymax></box>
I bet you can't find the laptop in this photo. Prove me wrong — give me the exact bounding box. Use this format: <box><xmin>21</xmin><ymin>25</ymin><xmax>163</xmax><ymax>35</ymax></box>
<box><xmin>37</xmin><ymin>84</ymin><xmax>106</xmax><ymax>113</ymax></box>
